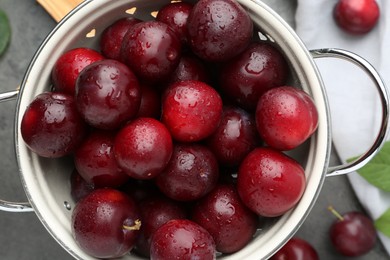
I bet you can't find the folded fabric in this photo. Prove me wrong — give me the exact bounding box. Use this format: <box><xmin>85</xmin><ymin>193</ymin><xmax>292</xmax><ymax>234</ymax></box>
<box><xmin>295</xmin><ymin>0</ymin><xmax>390</xmax><ymax>255</ymax></box>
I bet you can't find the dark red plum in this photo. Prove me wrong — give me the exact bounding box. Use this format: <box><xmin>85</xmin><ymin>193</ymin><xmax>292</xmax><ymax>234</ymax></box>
<box><xmin>100</xmin><ymin>17</ymin><xmax>141</xmax><ymax>60</ymax></box>
<box><xmin>187</xmin><ymin>0</ymin><xmax>253</xmax><ymax>62</ymax></box>
<box><xmin>150</xmin><ymin>219</ymin><xmax>216</xmax><ymax>260</ymax></box>
<box><xmin>71</xmin><ymin>189</ymin><xmax>141</xmax><ymax>259</ymax></box>
<box><xmin>155</xmin><ymin>143</ymin><xmax>219</xmax><ymax>201</ymax></box>
<box><xmin>75</xmin><ymin>59</ymin><xmax>141</xmax><ymax>130</ymax></box>
<box><xmin>192</xmin><ymin>184</ymin><xmax>258</xmax><ymax>253</ymax></box>
<box><xmin>74</xmin><ymin>130</ymin><xmax>129</xmax><ymax>188</ymax></box>
<box><xmin>206</xmin><ymin>106</ymin><xmax>260</xmax><ymax>167</ymax></box>
<box><xmin>21</xmin><ymin>92</ymin><xmax>86</xmax><ymax>158</ymax></box>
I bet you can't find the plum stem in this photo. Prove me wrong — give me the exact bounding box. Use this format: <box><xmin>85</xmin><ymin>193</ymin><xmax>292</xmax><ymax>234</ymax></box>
<box><xmin>123</xmin><ymin>219</ymin><xmax>142</xmax><ymax>231</ymax></box>
<box><xmin>328</xmin><ymin>205</ymin><xmax>344</xmax><ymax>221</ymax></box>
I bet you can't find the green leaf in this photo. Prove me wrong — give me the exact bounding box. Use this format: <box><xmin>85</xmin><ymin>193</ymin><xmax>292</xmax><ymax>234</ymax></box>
<box><xmin>375</xmin><ymin>208</ymin><xmax>390</xmax><ymax>238</ymax></box>
<box><xmin>349</xmin><ymin>141</ymin><xmax>390</xmax><ymax>192</ymax></box>
<box><xmin>0</xmin><ymin>9</ymin><xmax>11</xmax><ymax>56</ymax></box>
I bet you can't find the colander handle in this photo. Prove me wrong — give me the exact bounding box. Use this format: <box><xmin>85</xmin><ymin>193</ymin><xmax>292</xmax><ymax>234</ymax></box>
<box><xmin>0</xmin><ymin>89</ymin><xmax>34</xmax><ymax>212</ymax></box>
<box><xmin>311</xmin><ymin>48</ymin><xmax>390</xmax><ymax>177</ymax></box>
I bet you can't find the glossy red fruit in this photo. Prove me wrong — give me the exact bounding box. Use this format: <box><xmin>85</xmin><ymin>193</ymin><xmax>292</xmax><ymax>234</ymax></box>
<box><xmin>334</xmin><ymin>0</ymin><xmax>380</xmax><ymax>34</ymax></box>
<box><xmin>100</xmin><ymin>17</ymin><xmax>141</xmax><ymax>60</ymax></box>
<box><xmin>135</xmin><ymin>196</ymin><xmax>187</xmax><ymax>257</ymax></box>
<box><xmin>220</xmin><ymin>42</ymin><xmax>289</xmax><ymax>111</ymax></box>
<box><xmin>237</xmin><ymin>147</ymin><xmax>306</xmax><ymax>217</ymax></box>
<box><xmin>329</xmin><ymin>211</ymin><xmax>377</xmax><ymax>256</ymax></box>
<box><xmin>71</xmin><ymin>188</ymin><xmax>141</xmax><ymax>259</ymax></box>
<box><xmin>187</xmin><ymin>0</ymin><xmax>253</xmax><ymax>62</ymax></box>
<box><xmin>155</xmin><ymin>143</ymin><xmax>219</xmax><ymax>201</ymax></box>
<box><xmin>156</xmin><ymin>2</ymin><xmax>193</xmax><ymax>44</ymax></box>
<box><xmin>52</xmin><ymin>47</ymin><xmax>103</xmax><ymax>95</ymax></box>
<box><xmin>120</xmin><ymin>21</ymin><xmax>182</xmax><ymax>82</ymax></box>
<box><xmin>192</xmin><ymin>184</ymin><xmax>258</xmax><ymax>253</ymax></box>
<box><xmin>75</xmin><ymin>59</ymin><xmax>141</xmax><ymax>130</ymax></box>
<box><xmin>21</xmin><ymin>92</ymin><xmax>86</xmax><ymax>158</ymax></box>
<box><xmin>74</xmin><ymin>130</ymin><xmax>129</xmax><ymax>188</ymax></box>
<box><xmin>162</xmin><ymin>80</ymin><xmax>223</xmax><ymax>142</ymax></box>
<box><xmin>256</xmin><ymin>86</ymin><xmax>318</xmax><ymax>151</ymax></box>
<box><xmin>150</xmin><ymin>219</ymin><xmax>216</xmax><ymax>260</ymax></box>
<box><xmin>114</xmin><ymin>117</ymin><xmax>173</xmax><ymax>180</ymax></box>
<box><xmin>206</xmin><ymin>106</ymin><xmax>260</xmax><ymax>167</ymax></box>
<box><xmin>270</xmin><ymin>237</ymin><xmax>319</xmax><ymax>260</ymax></box>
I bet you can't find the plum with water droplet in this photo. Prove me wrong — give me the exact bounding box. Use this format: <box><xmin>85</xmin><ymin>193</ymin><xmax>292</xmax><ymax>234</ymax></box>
<box><xmin>134</xmin><ymin>195</ymin><xmax>187</xmax><ymax>257</ymax></box>
<box><xmin>255</xmin><ymin>86</ymin><xmax>318</xmax><ymax>151</ymax></box>
<box><xmin>113</xmin><ymin>117</ymin><xmax>173</xmax><ymax>180</ymax></box>
<box><xmin>187</xmin><ymin>0</ymin><xmax>253</xmax><ymax>62</ymax></box>
<box><xmin>155</xmin><ymin>143</ymin><xmax>219</xmax><ymax>201</ymax></box>
<box><xmin>156</xmin><ymin>2</ymin><xmax>193</xmax><ymax>44</ymax></box>
<box><xmin>71</xmin><ymin>188</ymin><xmax>141</xmax><ymax>258</ymax></box>
<box><xmin>150</xmin><ymin>219</ymin><xmax>216</xmax><ymax>260</ymax></box>
<box><xmin>74</xmin><ymin>130</ymin><xmax>129</xmax><ymax>188</ymax></box>
<box><xmin>100</xmin><ymin>17</ymin><xmax>141</xmax><ymax>60</ymax></box>
<box><xmin>120</xmin><ymin>20</ymin><xmax>182</xmax><ymax>82</ymax></box>
<box><xmin>161</xmin><ymin>80</ymin><xmax>223</xmax><ymax>142</ymax></box>
<box><xmin>237</xmin><ymin>147</ymin><xmax>306</xmax><ymax>217</ymax></box>
<box><xmin>206</xmin><ymin>106</ymin><xmax>261</xmax><ymax>167</ymax></box>
<box><xmin>52</xmin><ymin>47</ymin><xmax>104</xmax><ymax>95</ymax></box>
<box><xmin>192</xmin><ymin>184</ymin><xmax>259</xmax><ymax>253</ymax></box>
<box><xmin>75</xmin><ymin>59</ymin><xmax>141</xmax><ymax>130</ymax></box>
<box><xmin>21</xmin><ymin>91</ymin><xmax>86</xmax><ymax>158</ymax></box>
<box><xmin>219</xmin><ymin>42</ymin><xmax>289</xmax><ymax>111</ymax></box>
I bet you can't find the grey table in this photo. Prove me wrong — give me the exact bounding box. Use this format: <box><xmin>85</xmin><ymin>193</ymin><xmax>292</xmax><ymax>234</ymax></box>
<box><xmin>0</xmin><ymin>0</ymin><xmax>388</xmax><ymax>259</ymax></box>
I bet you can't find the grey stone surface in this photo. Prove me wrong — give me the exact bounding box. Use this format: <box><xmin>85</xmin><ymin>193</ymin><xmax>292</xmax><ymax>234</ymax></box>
<box><xmin>0</xmin><ymin>0</ymin><xmax>388</xmax><ymax>259</ymax></box>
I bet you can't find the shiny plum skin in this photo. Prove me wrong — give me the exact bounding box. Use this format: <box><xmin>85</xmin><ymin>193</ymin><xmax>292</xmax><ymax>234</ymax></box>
<box><xmin>220</xmin><ymin>42</ymin><xmax>289</xmax><ymax>111</ymax></box>
<box><xmin>162</xmin><ymin>80</ymin><xmax>223</xmax><ymax>142</ymax></box>
<box><xmin>52</xmin><ymin>48</ymin><xmax>104</xmax><ymax>95</ymax></box>
<box><xmin>192</xmin><ymin>184</ymin><xmax>258</xmax><ymax>253</ymax></box>
<box><xmin>100</xmin><ymin>17</ymin><xmax>141</xmax><ymax>60</ymax></box>
<box><xmin>237</xmin><ymin>147</ymin><xmax>306</xmax><ymax>217</ymax></box>
<box><xmin>206</xmin><ymin>106</ymin><xmax>260</xmax><ymax>167</ymax></box>
<box><xmin>71</xmin><ymin>189</ymin><xmax>141</xmax><ymax>259</ymax></box>
<box><xmin>150</xmin><ymin>219</ymin><xmax>216</xmax><ymax>260</ymax></box>
<box><xmin>156</xmin><ymin>2</ymin><xmax>193</xmax><ymax>44</ymax></box>
<box><xmin>21</xmin><ymin>92</ymin><xmax>86</xmax><ymax>158</ymax></box>
<box><xmin>75</xmin><ymin>59</ymin><xmax>141</xmax><ymax>130</ymax></box>
<box><xmin>113</xmin><ymin>117</ymin><xmax>173</xmax><ymax>180</ymax></box>
<box><xmin>329</xmin><ymin>211</ymin><xmax>377</xmax><ymax>256</ymax></box>
<box><xmin>256</xmin><ymin>86</ymin><xmax>318</xmax><ymax>151</ymax></box>
<box><xmin>120</xmin><ymin>21</ymin><xmax>182</xmax><ymax>82</ymax></box>
<box><xmin>135</xmin><ymin>196</ymin><xmax>187</xmax><ymax>257</ymax></box>
<box><xmin>155</xmin><ymin>143</ymin><xmax>219</xmax><ymax>201</ymax></box>
<box><xmin>74</xmin><ymin>130</ymin><xmax>129</xmax><ymax>188</ymax></box>
<box><xmin>187</xmin><ymin>0</ymin><xmax>253</xmax><ymax>62</ymax></box>
<box><xmin>270</xmin><ymin>237</ymin><xmax>319</xmax><ymax>260</ymax></box>
<box><xmin>334</xmin><ymin>0</ymin><xmax>380</xmax><ymax>35</ymax></box>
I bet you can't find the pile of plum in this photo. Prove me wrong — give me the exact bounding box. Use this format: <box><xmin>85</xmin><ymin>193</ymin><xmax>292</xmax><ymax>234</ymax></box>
<box><xmin>20</xmin><ymin>0</ymin><xmax>319</xmax><ymax>259</ymax></box>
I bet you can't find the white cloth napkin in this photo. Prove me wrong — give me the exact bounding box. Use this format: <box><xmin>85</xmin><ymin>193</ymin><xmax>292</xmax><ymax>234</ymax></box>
<box><xmin>295</xmin><ymin>0</ymin><xmax>390</xmax><ymax>255</ymax></box>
